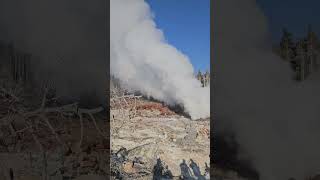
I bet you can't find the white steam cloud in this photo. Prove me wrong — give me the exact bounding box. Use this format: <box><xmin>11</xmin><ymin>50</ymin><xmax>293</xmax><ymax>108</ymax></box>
<box><xmin>215</xmin><ymin>0</ymin><xmax>320</xmax><ymax>179</ymax></box>
<box><xmin>0</xmin><ymin>0</ymin><xmax>107</xmax><ymax>106</ymax></box>
<box><xmin>110</xmin><ymin>0</ymin><xmax>210</xmax><ymax>119</ymax></box>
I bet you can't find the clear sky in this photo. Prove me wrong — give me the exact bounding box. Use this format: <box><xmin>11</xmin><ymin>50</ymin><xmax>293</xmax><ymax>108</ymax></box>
<box><xmin>147</xmin><ymin>0</ymin><xmax>210</xmax><ymax>72</ymax></box>
<box><xmin>256</xmin><ymin>0</ymin><xmax>320</xmax><ymax>43</ymax></box>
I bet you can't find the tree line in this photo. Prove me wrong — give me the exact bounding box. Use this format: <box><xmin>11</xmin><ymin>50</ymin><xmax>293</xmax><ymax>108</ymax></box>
<box><xmin>278</xmin><ymin>25</ymin><xmax>319</xmax><ymax>81</ymax></box>
<box><xmin>196</xmin><ymin>70</ymin><xmax>210</xmax><ymax>87</ymax></box>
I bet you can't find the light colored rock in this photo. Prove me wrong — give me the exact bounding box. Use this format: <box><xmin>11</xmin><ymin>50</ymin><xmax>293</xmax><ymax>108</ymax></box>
<box><xmin>111</xmin><ymin>107</ymin><xmax>210</xmax><ymax>177</ymax></box>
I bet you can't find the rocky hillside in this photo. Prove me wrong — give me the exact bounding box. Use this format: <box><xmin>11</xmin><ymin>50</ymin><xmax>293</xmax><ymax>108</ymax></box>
<box><xmin>110</xmin><ymin>91</ymin><xmax>210</xmax><ymax>179</ymax></box>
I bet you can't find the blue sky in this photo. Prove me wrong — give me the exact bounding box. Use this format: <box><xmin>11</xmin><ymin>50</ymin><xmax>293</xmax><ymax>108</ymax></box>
<box><xmin>147</xmin><ymin>0</ymin><xmax>210</xmax><ymax>72</ymax></box>
<box><xmin>256</xmin><ymin>0</ymin><xmax>320</xmax><ymax>43</ymax></box>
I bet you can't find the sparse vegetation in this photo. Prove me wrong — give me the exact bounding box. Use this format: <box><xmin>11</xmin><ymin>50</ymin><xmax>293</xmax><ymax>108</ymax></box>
<box><xmin>110</xmin><ymin>78</ymin><xmax>210</xmax><ymax>179</ymax></box>
<box><xmin>0</xmin><ymin>43</ymin><xmax>110</xmax><ymax>179</ymax></box>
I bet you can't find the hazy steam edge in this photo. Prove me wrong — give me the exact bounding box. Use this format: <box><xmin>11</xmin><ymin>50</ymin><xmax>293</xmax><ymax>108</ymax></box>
<box><xmin>214</xmin><ymin>0</ymin><xmax>320</xmax><ymax>179</ymax></box>
<box><xmin>110</xmin><ymin>0</ymin><xmax>210</xmax><ymax>119</ymax></box>
<box><xmin>0</xmin><ymin>0</ymin><xmax>107</xmax><ymax>106</ymax></box>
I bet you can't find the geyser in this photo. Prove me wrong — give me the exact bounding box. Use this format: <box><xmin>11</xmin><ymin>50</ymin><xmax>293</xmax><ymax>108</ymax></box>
<box><xmin>214</xmin><ymin>0</ymin><xmax>320</xmax><ymax>179</ymax></box>
<box><xmin>0</xmin><ymin>0</ymin><xmax>107</xmax><ymax>106</ymax></box>
<box><xmin>110</xmin><ymin>0</ymin><xmax>210</xmax><ymax>119</ymax></box>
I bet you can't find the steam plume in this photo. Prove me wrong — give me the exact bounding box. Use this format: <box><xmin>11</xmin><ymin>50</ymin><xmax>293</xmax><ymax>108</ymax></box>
<box><xmin>0</xmin><ymin>0</ymin><xmax>107</xmax><ymax>106</ymax></box>
<box><xmin>110</xmin><ymin>0</ymin><xmax>210</xmax><ymax>119</ymax></box>
<box><xmin>214</xmin><ymin>0</ymin><xmax>320</xmax><ymax>179</ymax></box>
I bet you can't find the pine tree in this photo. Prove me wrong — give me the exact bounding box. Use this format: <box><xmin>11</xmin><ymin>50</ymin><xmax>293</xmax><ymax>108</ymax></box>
<box><xmin>306</xmin><ymin>24</ymin><xmax>319</xmax><ymax>73</ymax></box>
<box><xmin>204</xmin><ymin>70</ymin><xmax>210</xmax><ymax>87</ymax></box>
<box><xmin>280</xmin><ymin>28</ymin><xmax>294</xmax><ymax>60</ymax></box>
<box><xmin>307</xmin><ymin>24</ymin><xmax>318</xmax><ymax>47</ymax></box>
<box><xmin>196</xmin><ymin>70</ymin><xmax>202</xmax><ymax>82</ymax></box>
<box><xmin>296</xmin><ymin>40</ymin><xmax>306</xmax><ymax>81</ymax></box>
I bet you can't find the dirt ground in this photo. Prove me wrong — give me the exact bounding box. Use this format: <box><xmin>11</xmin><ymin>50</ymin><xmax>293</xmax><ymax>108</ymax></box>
<box><xmin>110</xmin><ymin>96</ymin><xmax>210</xmax><ymax>179</ymax></box>
<box><xmin>0</xmin><ymin>82</ymin><xmax>212</xmax><ymax>180</ymax></box>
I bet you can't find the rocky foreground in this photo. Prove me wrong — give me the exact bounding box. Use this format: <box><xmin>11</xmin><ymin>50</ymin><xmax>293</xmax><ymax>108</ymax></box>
<box><xmin>110</xmin><ymin>99</ymin><xmax>210</xmax><ymax>179</ymax></box>
<box><xmin>0</xmin><ymin>83</ymin><xmax>110</xmax><ymax>180</ymax></box>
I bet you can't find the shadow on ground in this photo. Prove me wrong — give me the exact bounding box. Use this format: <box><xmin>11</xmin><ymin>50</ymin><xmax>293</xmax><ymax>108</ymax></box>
<box><xmin>153</xmin><ymin>158</ymin><xmax>209</xmax><ymax>180</ymax></box>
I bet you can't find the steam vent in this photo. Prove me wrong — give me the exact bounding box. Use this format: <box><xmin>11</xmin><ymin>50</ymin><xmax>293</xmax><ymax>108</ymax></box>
<box><xmin>110</xmin><ymin>0</ymin><xmax>210</xmax><ymax>179</ymax></box>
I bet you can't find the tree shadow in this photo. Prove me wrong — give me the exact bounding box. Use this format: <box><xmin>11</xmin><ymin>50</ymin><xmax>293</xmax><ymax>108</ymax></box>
<box><xmin>180</xmin><ymin>159</ymin><xmax>208</xmax><ymax>180</ymax></box>
<box><xmin>153</xmin><ymin>158</ymin><xmax>173</xmax><ymax>180</ymax></box>
<box><xmin>180</xmin><ymin>159</ymin><xmax>194</xmax><ymax>179</ymax></box>
<box><xmin>189</xmin><ymin>159</ymin><xmax>206</xmax><ymax>180</ymax></box>
<box><xmin>152</xmin><ymin>158</ymin><xmax>209</xmax><ymax>180</ymax></box>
